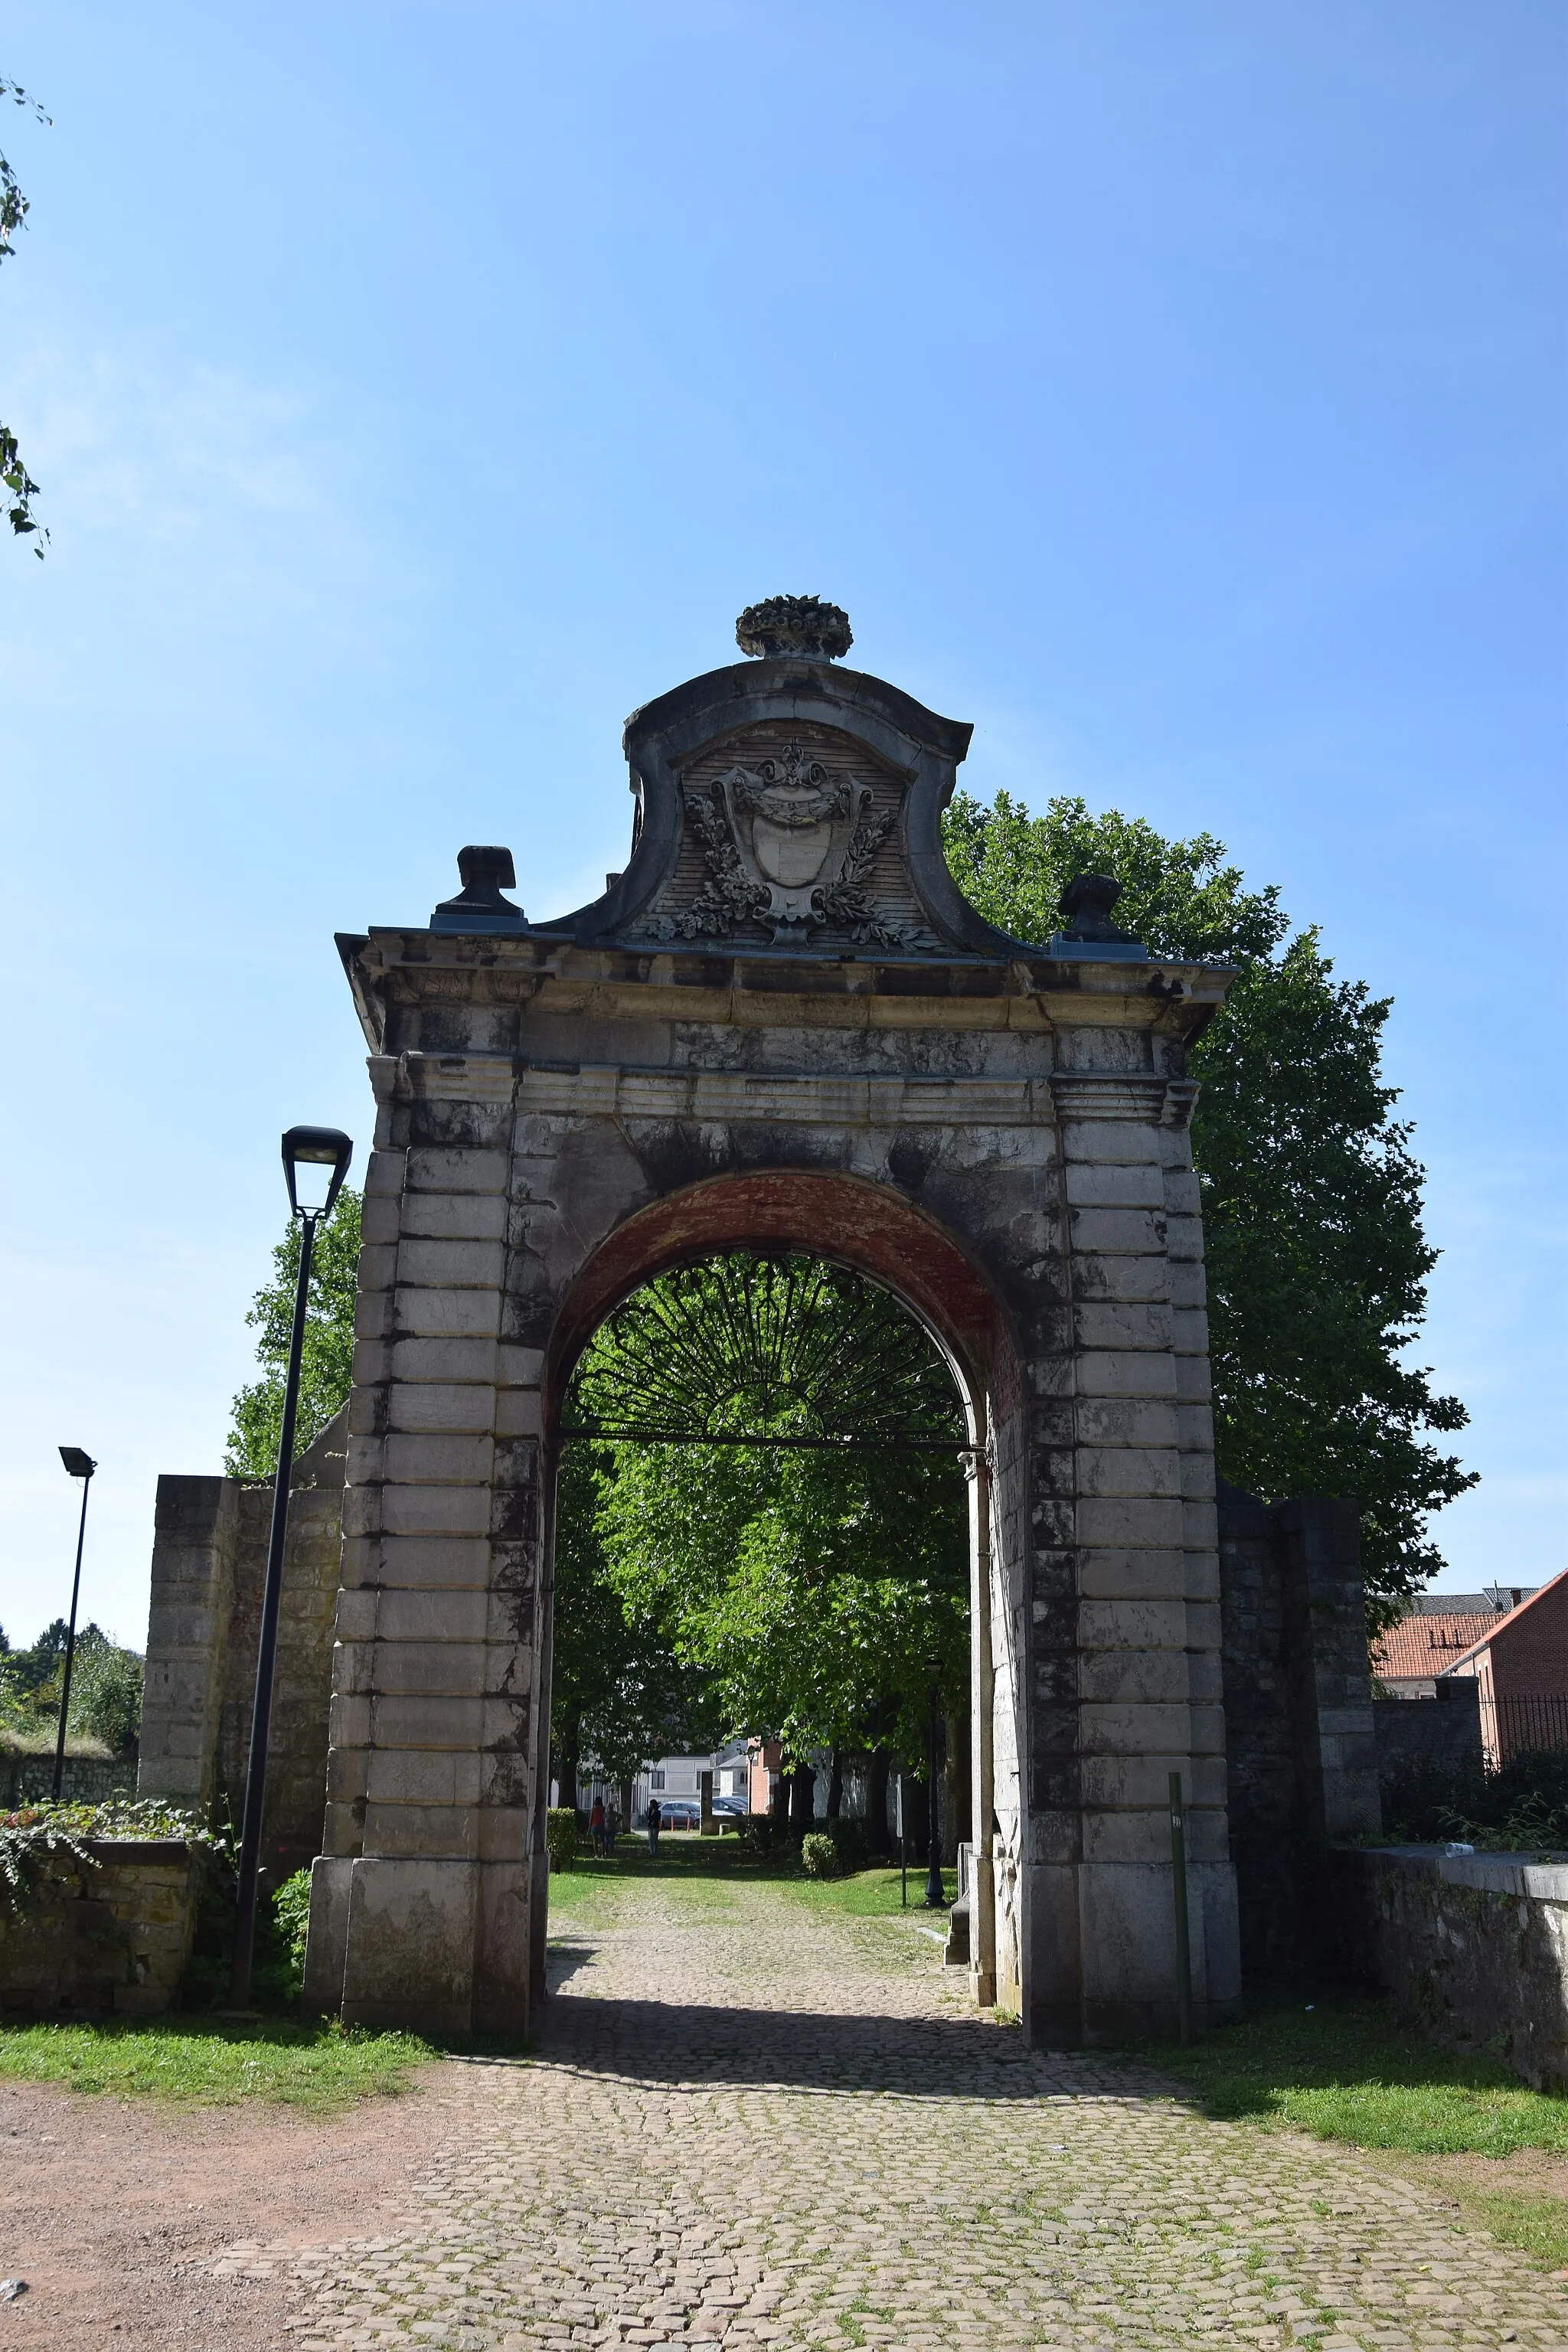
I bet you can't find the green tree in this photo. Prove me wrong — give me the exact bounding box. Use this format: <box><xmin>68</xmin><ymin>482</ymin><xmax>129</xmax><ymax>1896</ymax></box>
<box><xmin>944</xmin><ymin>789</ymin><xmax>1474</xmax><ymax>1621</ymax></box>
<box><xmin>550</xmin><ymin>1441</ymin><xmax>723</xmax><ymax>1803</ymax></box>
<box><xmin>0</xmin><ymin>79</ymin><xmax>50</xmax><ymax>553</ymax></box>
<box><xmin>566</xmin><ymin>1255</ymin><xmax>972</xmax><ymax>1775</ymax></box>
<box><xmin>225</xmin><ymin>1189</ymin><xmax>363</xmax><ymax>1476</ymax></box>
<box><xmin>65</xmin><ymin>1628</ymin><xmax>143</xmax><ymax>1754</ymax></box>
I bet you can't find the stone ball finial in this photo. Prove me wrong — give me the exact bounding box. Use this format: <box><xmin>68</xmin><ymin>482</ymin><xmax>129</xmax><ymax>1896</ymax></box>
<box><xmin>736</xmin><ymin>595</ymin><xmax>853</xmax><ymax>662</ymax></box>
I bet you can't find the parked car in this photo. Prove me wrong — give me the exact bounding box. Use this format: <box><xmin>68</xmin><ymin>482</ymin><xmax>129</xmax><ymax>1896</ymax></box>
<box><xmin>711</xmin><ymin>1795</ymin><xmax>749</xmax><ymax>1818</ymax></box>
<box><xmin>651</xmin><ymin>1800</ymin><xmax>701</xmax><ymax>1830</ymax></box>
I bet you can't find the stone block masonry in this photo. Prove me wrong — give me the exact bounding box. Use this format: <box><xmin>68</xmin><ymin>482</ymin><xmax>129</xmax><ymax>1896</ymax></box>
<box><xmin>1333</xmin><ymin>1844</ymin><xmax>1568</xmax><ymax>2089</ymax></box>
<box><xmin>0</xmin><ymin>1841</ymin><xmax>198</xmax><ymax>2017</ymax></box>
<box><xmin>138</xmin><ymin>1413</ymin><xmax>346</xmax><ymax>1880</ymax></box>
<box><xmin>304</xmin><ymin>633</ymin><xmax>1246</xmax><ymax>2046</ymax></box>
<box><xmin>136</xmin><ymin>622</ymin><xmax>1406</xmax><ymax>2050</ymax></box>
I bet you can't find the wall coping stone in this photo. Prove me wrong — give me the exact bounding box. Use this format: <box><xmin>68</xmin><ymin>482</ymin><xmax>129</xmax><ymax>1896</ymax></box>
<box><xmin>1353</xmin><ymin>1843</ymin><xmax>1568</xmax><ymax>1903</ymax></box>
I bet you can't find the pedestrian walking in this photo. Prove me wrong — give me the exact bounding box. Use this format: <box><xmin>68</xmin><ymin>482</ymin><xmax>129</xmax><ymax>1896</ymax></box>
<box><xmin>645</xmin><ymin>1797</ymin><xmax>662</xmax><ymax>1859</ymax></box>
<box><xmin>590</xmin><ymin>1795</ymin><xmax>606</xmax><ymax>1857</ymax></box>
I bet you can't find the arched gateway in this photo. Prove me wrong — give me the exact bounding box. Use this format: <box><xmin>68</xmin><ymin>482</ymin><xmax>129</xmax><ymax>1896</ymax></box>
<box><xmin>302</xmin><ymin>599</ymin><xmax>1241</xmax><ymax>2043</ymax></box>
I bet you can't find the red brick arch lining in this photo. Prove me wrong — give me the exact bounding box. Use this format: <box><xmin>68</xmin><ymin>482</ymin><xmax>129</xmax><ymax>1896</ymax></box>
<box><xmin>542</xmin><ymin>1170</ymin><xmax>1018</xmax><ymax>1446</ymax></box>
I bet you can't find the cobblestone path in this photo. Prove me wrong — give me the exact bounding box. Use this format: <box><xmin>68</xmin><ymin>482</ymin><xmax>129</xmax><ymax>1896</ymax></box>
<box><xmin>244</xmin><ymin>1869</ymin><xmax>1563</xmax><ymax>2350</ymax></box>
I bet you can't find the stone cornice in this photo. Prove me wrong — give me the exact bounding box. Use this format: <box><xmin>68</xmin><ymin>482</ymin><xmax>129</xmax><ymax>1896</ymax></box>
<box><xmin>338</xmin><ymin>929</ymin><xmax>1233</xmax><ymax>1056</ymax></box>
<box><xmin>368</xmin><ymin>1050</ymin><xmax>1200</xmax><ymax>1130</ymax></box>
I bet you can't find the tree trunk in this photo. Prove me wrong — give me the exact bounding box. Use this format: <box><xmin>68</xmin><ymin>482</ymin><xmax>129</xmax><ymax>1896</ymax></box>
<box><xmin>943</xmin><ymin>1709</ymin><xmax>970</xmax><ymax>1867</ymax></box>
<box><xmin>557</xmin><ymin>1715</ymin><xmax>581</xmax><ymax>1817</ymax></box>
<box><xmin>619</xmin><ymin>1778</ymin><xmax>634</xmax><ymax>1835</ymax></box>
<box><xmin>789</xmin><ymin>1765</ymin><xmax>815</xmax><ymax>1838</ymax></box>
<box><xmin>865</xmin><ymin>1750</ymin><xmax>891</xmax><ymax>1856</ymax></box>
<box><xmin>826</xmin><ymin>1747</ymin><xmax>844</xmax><ymax>1820</ymax></box>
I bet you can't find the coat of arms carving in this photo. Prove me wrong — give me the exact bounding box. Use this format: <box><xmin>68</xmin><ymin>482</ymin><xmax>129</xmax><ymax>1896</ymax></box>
<box><xmin>650</xmin><ymin>741</ymin><xmax>934</xmax><ymax>950</ymax></box>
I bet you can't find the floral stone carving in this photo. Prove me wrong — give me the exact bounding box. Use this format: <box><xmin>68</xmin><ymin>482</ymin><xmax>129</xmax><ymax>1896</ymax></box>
<box><xmin>735</xmin><ymin>595</ymin><xmax>853</xmax><ymax>662</ymax></box>
<box><xmin>650</xmin><ymin>740</ymin><xmax>935</xmax><ymax>950</ymax></box>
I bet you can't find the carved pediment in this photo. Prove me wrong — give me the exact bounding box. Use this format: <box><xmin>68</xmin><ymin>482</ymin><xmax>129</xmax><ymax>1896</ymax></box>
<box><xmin>638</xmin><ymin>724</ymin><xmax>940</xmax><ymax>952</ymax></box>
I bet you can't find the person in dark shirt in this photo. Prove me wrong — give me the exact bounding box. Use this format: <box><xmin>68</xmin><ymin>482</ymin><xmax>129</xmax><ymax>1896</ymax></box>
<box><xmin>646</xmin><ymin>1798</ymin><xmax>662</xmax><ymax>1859</ymax></box>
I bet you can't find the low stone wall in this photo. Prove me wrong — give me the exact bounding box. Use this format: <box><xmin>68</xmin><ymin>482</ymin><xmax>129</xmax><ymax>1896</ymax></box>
<box><xmin>0</xmin><ymin>1755</ymin><xmax>139</xmax><ymax>1809</ymax></box>
<box><xmin>1331</xmin><ymin>1844</ymin><xmax>1568</xmax><ymax>2089</ymax></box>
<box><xmin>0</xmin><ymin>1841</ymin><xmax>198</xmax><ymax>2018</ymax></box>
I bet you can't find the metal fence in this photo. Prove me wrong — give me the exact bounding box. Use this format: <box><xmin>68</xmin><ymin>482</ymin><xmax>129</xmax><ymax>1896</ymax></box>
<box><xmin>1480</xmin><ymin>1693</ymin><xmax>1568</xmax><ymax>1765</ymax></box>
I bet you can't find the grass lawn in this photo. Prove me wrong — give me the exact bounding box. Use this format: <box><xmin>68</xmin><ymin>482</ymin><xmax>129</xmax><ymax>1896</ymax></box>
<box><xmin>0</xmin><ymin>2013</ymin><xmax>439</xmax><ymax>2110</ymax></box>
<box><xmin>1142</xmin><ymin>1994</ymin><xmax>1568</xmax><ymax>2270</ymax></box>
<box><xmin>545</xmin><ymin>1832</ymin><xmax>956</xmax><ymax>1919</ymax></box>
<box><xmin>1142</xmin><ymin>1994</ymin><xmax>1568</xmax><ymax>2156</ymax></box>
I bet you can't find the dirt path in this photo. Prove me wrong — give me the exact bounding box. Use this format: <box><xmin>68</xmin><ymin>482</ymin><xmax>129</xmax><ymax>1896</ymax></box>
<box><xmin>6</xmin><ymin>1875</ymin><xmax>1566</xmax><ymax>2349</ymax></box>
<box><xmin>0</xmin><ymin>2066</ymin><xmax>477</xmax><ymax>2350</ymax></box>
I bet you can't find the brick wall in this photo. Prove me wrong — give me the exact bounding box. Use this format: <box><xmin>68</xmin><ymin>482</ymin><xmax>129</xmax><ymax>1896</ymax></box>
<box><xmin>1491</xmin><ymin>1568</ymin><xmax>1568</xmax><ymax>1699</ymax></box>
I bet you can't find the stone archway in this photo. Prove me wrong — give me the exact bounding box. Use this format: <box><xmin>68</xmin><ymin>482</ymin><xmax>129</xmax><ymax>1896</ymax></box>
<box><xmin>538</xmin><ymin>1168</ymin><xmax>1014</xmax><ymax>2007</ymax></box>
<box><xmin>303</xmin><ymin>599</ymin><xmax>1242</xmax><ymax>2047</ymax></box>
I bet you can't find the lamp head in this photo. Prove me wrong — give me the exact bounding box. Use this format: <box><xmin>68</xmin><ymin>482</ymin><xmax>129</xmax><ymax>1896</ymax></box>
<box><xmin>59</xmin><ymin>1447</ymin><xmax>96</xmax><ymax>1480</ymax></box>
<box><xmin>281</xmin><ymin>1125</ymin><xmax>354</xmax><ymax>1219</ymax></box>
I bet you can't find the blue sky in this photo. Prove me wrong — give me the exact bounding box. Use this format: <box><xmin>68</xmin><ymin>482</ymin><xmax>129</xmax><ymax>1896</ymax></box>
<box><xmin>0</xmin><ymin>2</ymin><xmax>1563</xmax><ymax>1646</ymax></box>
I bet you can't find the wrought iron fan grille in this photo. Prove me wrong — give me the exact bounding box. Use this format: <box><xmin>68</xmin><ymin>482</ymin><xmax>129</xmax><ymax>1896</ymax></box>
<box><xmin>562</xmin><ymin>1252</ymin><xmax>970</xmax><ymax>1452</ymax></box>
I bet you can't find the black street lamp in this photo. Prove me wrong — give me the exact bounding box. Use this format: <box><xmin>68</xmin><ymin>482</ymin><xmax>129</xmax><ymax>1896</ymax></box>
<box><xmin>924</xmin><ymin>1656</ymin><xmax>947</xmax><ymax>1909</ymax></box>
<box><xmin>52</xmin><ymin>1448</ymin><xmax>98</xmax><ymax>1802</ymax></box>
<box><xmin>229</xmin><ymin>1124</ymin><xmax>352</xmax><ymax>2009</ymax></box>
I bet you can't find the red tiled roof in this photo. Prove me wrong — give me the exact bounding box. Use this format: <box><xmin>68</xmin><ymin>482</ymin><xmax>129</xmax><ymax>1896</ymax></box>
<box><xmin>1372</xmin><ymin>1612</ymin><xmax>1501</xmax><ymax>1681</ymax></box>
<box><xmin>1445</xmin><ymin>1564</ymin><xmax>1568</xmax><ymax>1673</ymax></box>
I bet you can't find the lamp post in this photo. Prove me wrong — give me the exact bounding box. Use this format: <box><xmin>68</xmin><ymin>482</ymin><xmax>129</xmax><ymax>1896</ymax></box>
<box><xmin>924</xmin><ymin>1656</ymin><xmax>947</xmax><ymax>1909</ymax></box>
<box><xmin>229</xmin><ymin>1124</ymin><xmax>352</xmax><ymax>2009</ymax></box>
<box><xmin>52</xmin><ymin>1448</ymin><xmax>98</xmax><ymax>1802</ymax></box>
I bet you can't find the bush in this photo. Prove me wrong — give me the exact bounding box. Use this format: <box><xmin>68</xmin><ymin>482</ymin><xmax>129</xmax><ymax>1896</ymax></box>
<box><xmin>272</xmin><ymin>1869</ymin><xmax>312</xmax><ymax>1968</ymax></box>
<box><xmin>822</xmin><ymin>1817</ymin><xmax>867</xmax><ymax>1872</ymax></box>
<box><xmin>546</xmin><ymin>1808</ymin><xmax>580</xmax><ymax>1873</ymax></box>
<box><xmin>68</xmin><ymin>1639</ymin><xmax>144</xmax><ymax>1756</ymax></box>
<box><xmin>799</xmin><ymin>1832</ymin><xmax>843</xmax><ymax>1880</ymax></box>
<box><xmin>740</xmin><ymin>1814</ymin><xmax>784</xmax><ymax>1860</ymax></box>
<box><xmin>1381</xmin><ymin>1747</ymin><xmax>1568</xmax><ymax>1851</ymax></box>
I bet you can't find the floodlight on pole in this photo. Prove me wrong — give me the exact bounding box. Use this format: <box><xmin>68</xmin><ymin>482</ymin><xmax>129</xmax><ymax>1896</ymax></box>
<box><xmin>53</xmin><ymin>1449</ymin><xmax>98</xmax><ymax>1803</ymax></box>
<box><xmin>229</xmin><ymin>1125</ymin><xmax>352</xmax><ymax>2008</ymax></box>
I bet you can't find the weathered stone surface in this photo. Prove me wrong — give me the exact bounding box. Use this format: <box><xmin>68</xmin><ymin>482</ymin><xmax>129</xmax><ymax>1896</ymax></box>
<box><xmin>0</xmin><ymin>1842</ymin><xmax>197</xmax><ymax>2016</ymax></box>
<box><xmin>1334</xmin><ymin>1844</ymin><xmax>1568</xmax><ymax>2088</ymax></box>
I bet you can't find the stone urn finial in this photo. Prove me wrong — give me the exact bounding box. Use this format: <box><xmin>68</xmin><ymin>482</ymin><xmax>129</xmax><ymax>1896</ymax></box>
<box><xmin>736</xmin><ymin>595</ymin><xmax>853</xmax><ymax>662</ymax></box>
<box><xmin>1056</xmin><ymin>873</ymin><xmax>1140</xmax><ymax>944</ymax></box>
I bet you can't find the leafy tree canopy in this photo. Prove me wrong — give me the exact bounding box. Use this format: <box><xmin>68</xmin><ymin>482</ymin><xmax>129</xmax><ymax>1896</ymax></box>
<box><xmin>225</xmin><ymin>1189</ymin><xmax>362</xmax><ymax>1478</ymax></box>
<box><xmin>945</xmin><ymin>789</ymin><xmax>1474</xmax><ymax>1622</ymax></box>
<box><xmin>550</xmin><ymin>1441</ymin><xmax>726</xmax><ymax>1789</ymax></box>
<box><xmin>565</xmin><ymin>1255</ymin><xmax>971</xmax><ymax>1769</ymax></box>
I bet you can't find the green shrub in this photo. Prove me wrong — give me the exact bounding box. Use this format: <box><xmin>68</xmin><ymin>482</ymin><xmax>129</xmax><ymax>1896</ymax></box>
<box><xmin>271</xmin><ymin>1869</ymin><xmax>312</xmax><ymax>1968</ymax></box>
<box><xmin>546</xmin><ymin>1808</ymin><xmax>580</xmax><ymax>1873</ymax></box>
<box><xmin>0</xmin><ymin>1798</ymin><xmax>214</xmax><ymax>1919</ymax></box>
<box><xmin>1381</xmin><ymin>1746</ymin><xmax>1568</xmax><ymax>1852</ymax></box>
<box><xmin>800</xmin><ymin>1831</ymin><xmax>842</xmax><ymax>1880</ymax></box>
<box><xmin>823</xmin><ymin>1817</ymin><xmax>867</xmax><ymax>1871</ymax></box>
<box><xmin>67</xmin><ymin>1638</ymin><xmax>144</xmax><ymax>1756</ymax></box>
<box><xmin>740</xmin><ymin>1815</ymin><xmax>783</xmax><ymax>1859</ymax></box>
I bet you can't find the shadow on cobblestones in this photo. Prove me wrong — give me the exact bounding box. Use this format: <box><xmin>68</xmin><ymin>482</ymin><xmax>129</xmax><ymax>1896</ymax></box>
<box><xmin>257</xmin><ymin>1871</ymin><xmax>1567</xmax><ymax>2349</ymax></box>
<box><xmin>541</xmin><ymin>1988</ymin><xmax>1148</xmax><ymax>2105</ymax></box>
